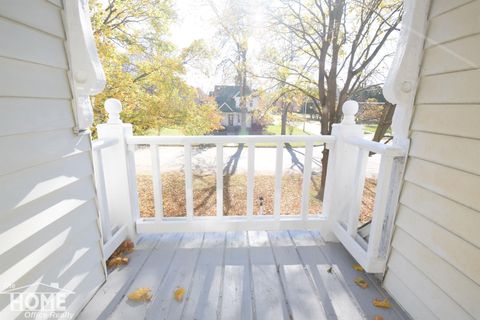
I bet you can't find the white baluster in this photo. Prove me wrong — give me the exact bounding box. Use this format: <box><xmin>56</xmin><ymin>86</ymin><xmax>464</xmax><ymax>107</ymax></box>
<box><xmin>150</xmin><ymin>144</ymin><xmax>163</xmax><ymax>219</ymax></box>
<box><xmin>301</xmin><ymin>141</ymin><xmax>314</xmax><ymax>219</ymax></box>
<box><xmin>184</xmin><ymin>143</ymin><xmax>194</xmax><ymax>218</ymax></box>
<box><xmin>247</xmin><ymin>142</ymin><xmax>255</xmax><ymax>218</ymax></box>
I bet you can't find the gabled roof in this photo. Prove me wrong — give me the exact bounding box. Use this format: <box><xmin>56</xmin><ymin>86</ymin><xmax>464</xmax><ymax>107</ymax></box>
<box><xmin>218</xmin><ymin>102</ymin><xmax>235</xmax><ymax>112</ymax></box>
<box><xmin>213</xmin><ymin>85</ymin><xmax>252</xmax><ymax>113</ymax></box>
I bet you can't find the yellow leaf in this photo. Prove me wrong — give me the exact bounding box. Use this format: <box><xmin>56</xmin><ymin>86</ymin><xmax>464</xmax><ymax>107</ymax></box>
<box><xmin>174</xmin><ymin>287</ymin><xmax>185</xmax><ymax>301</ymax></box>
<box><xmin>128</xmin><ymin>288</ymin><xmax>152</xmax><ymax>302</ymax></box>
<box><xmin>107</xmin><ymin>256</ymin><xmax>129</xmax><ymax>268</ymax></box>
<box><xmin>354</xmin><ymin>277</ymin><xmax>369</xmax><ymax>289</ymax></box>
<box><xmin>352</xmin><ymin>263</ymin><xmax>364</xmax><ymax>272</ymax></box>
<box><xmin>373</xmin><ymin>316</ymin><xmax>384</xmax><ymax>320</ymax></box>
<box><xmin>372</xmin><ymin>298</ymin><xmax>391</xmax><ymax>309</ymax></box>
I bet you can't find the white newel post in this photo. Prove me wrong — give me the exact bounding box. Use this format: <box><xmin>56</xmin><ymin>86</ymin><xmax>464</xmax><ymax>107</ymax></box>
<box><xmin>97</xmin><ymin>99</ymin><xmax>139</xmax><ymax>241</ymax></box>
<box><xmin>323</xmin><ymin>101</ymin><xmax>364</xmax><ymax>242</ymax></box>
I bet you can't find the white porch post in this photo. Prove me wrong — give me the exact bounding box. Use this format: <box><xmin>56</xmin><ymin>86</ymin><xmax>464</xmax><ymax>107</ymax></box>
<box><xmin>322</xmin><ymin>101</ymin><xmax>363</xmax><ymax>242</ymax></box>
<box><xmin>96</xmin><ymin>99</ymin><xmax>139</xmax><ymax>241</ymax></box>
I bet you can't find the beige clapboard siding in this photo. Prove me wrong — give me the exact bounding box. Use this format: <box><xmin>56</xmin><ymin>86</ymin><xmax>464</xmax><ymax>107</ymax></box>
<box><xmin>385</xmin><ymin>1</ymin><xmax>480</xmax><ymax>319</ymax></box>
<box><xmin>412</xmin><ymin>104</ymin><xmax>480</xmax><ymax>139</ymax></box>
<box><xmin>421</xmin><ymin>34</ymin><xmax>480</xmax><ymax>76</ymax></box>
<box><xmin>0</xmin><ymin>201</ymin><xmax>99</xmax><ymax>287</ymax></box>
<box><xmin>409</xmin><ymin>132</ymin><xmax>480</xmax><ymax>175</ymax></box>
<box><xmin>0</xmin><ymin>220</ymin><xmax>102</xmax><ymax>316</ymax></box>
<box><xmin>0</xmin><ymin>178</ymin><xmax>96</xmax><ymax>256</ymax></box>
<box><xmin>0</xmin><ymin>57</ymin><xmax>71</xmax><ymax>99</ymax></box>
<box><xmin>0</xmin><ymin>0</ymin><xmax>64</xmax><ymax>38</ymax></box>
<box><xmin>395</xmin><ymin>205</ymin><xmax>480</xmax><ymax>286</ymax></box>
<box><xmin>429</xmin><ymin>0</ymin><xmax>475</xmax><ymax>18</ymax></box>
<box><xmin>0</xmin><ymin>1</ymin><xmax>106</xmax><ymax>317</ymax></box>
<box><xmin>0</xmin><ymin>17</ymin><xmax>67</xmax><ymax>69</ymax></box>
<box><xmin>404</xmin><ymin>158</ymin><xmax>480</xmax><ymax>212</ymax></box>
<box><xmin>392</xmin><ymin>229</ymin><xmax>480</xmax><ymax>318</ymax></box>
<box><xmin>416</xmin><ymin>69</ymin><xmax>480</xmax><ymax>104</ymax></box>
<box><xmin>2</xmin><ymin>219</ymin><xmax>101</xmax><ymax>294</ymax></box>
<box><xmin>0</xmin><ymin>98</ymin><xmax>74</xmax><ymax>136</ymax></box>
<box><xmin>383</xmin><ymin>271</ymin><xmax>439</xmax><ymax>320</ymax></box>
<box><xmin>0</xmin><ymin>152</ymin><xmax>93</xmax><ymax>214</ymax></box>
<box><xmin>400</xmin><ymin>182</ymin><xmax>480</xmax><ymax>249</ymax></box>
<box><xmin>426</xmin><ymin>1</ymin><xmax>480</xmax><ymax>48</ymax></box>
<box><xmin>0</xmin><ymin>130</ymin><xmax>91</xmax><ymax>176</ymax></box>
<box><xmin>64</xmin><ymin>264</ymin><xmax>106</xmax><ymax>317</ymax></box>
<box><xmin>47</xmin><ymin>0</ymin><xmax>63</xmax><ymax>8</ymax></box>
<box><xmin>388</xmin><ymin>248</ymin><xmax>474</xmax><ymax>320</ymax></box>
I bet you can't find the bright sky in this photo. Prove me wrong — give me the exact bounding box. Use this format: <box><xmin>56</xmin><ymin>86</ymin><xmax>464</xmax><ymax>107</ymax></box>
<box><xmin>169</xmin><ymin>0</ymin><xmax>269</xmax><ymax>93</ymax></box>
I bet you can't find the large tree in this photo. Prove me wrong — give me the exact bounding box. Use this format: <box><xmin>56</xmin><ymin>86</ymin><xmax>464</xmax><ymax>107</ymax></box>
<box><xmin>208</xmin><ymin>0</ymin><xmax>252</xmax><ymax>133</ymax></box>
<box><xmin>261</xmin><ymin>0</ymin><xmax>402</xmax><ymax>197</ymax></box>
<box><xmin>89</xmin><ymin>0</ymin><xmax>222</xmax><ymax>135</ymax></box>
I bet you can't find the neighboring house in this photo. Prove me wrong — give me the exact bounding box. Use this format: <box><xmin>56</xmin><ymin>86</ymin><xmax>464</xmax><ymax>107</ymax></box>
<box><xmin>212</xmin><ymin>85</ymin><xmax>259</xmax><ymax>129</ymax></box>
<box><xmin>1</xmin><ymin>1</ymin><xmax>479</xmax><ymax>320</ymax></box>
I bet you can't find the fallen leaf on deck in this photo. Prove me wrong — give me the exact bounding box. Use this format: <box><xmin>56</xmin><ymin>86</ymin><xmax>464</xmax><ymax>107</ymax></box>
<box><xmin>372</xmin><ymin>298</ymin><xmax>391</xmax><ymax>309</ymax></box>
<box><xmin>352</xmin><ymin>264</ymin><xmax>364</xmax><ymax>272</ymax></box>
<box><xmin>354</xmin><ymin>277</ymin><xmax>369</xmax><ymax>289</ymax></box>
<box><xmin>174</xmin><ymin>287</ymin><xmax>185</xmax><ymax>301</ymax></box>
<box><xmin>373</xmin><ymin>316</ymin><xmax>384</xmax><ymax>320</ymax></box>
<box><xmin>120</xmin><ymin>240</ymin><xmax>135</xmax><ymax>254</ymax></box>
<box><xmin>327</xmin><ymin>266</ymin><xmax>333</xmax><ymax>273</ymax></box>
<box><xmin>107</xmin><ymin>255</ymin><xmax>129</xmax><ymax>268</ymax></box>
<box><xmin>128</xmin><ymin>288</ymin><xmax>152</xmax><ymax>301</ymax></box>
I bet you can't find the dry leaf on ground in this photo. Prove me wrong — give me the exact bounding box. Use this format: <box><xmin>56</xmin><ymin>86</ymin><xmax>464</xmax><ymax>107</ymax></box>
<box><xmin>128</xmin><ymin>288</ymin><xmax>152</xmax><ymax>302</ymax></box>
<box><xmin>352</xmin><ymin>263</ymin><xmax>364</xmax><ymax>272</ymax></box>
<box><xmin>372</xmin><ymin>298</ymin><xmax>391</xmax><ymax>309</ymax></box>
<box><xmin>106</xmin><ymin>256</ymin><xmax>129</xmax><ymax>268</ymax></box>
<box><xmin>174</xmin><ymin>287</ymin><xmax>185</xmax><ymax>301</ymax></box>
<box><xmin>354</xmin><ymin>277</ymin><xmax>369</xmax><ymax>289</ymax></box>
<box><xmin>119</xmin><ymin>240</ymin><xmax>134</xmax><ymax>254</ymax></box>
<box><xmin>373</xmin><ymin>316</ymin><xmax>384</xmax><ymax>320</ymax></box>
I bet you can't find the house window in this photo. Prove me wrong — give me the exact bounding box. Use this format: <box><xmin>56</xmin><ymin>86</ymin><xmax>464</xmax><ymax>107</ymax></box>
<box><xmin>228</xmin><ymin>114</ymin><xmax>234</xmax><ymax>126</ymax></box>
<box><xmin>237</xmin><ymin>114</ymin><xmax>240</xmax><ymax>124</ymax></box>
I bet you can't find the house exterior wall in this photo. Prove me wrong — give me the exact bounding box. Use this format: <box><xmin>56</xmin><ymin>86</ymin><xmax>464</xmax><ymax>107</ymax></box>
<box><xmin>383</xmin><ymin>1</ymin><xmax>480</xmax><ymax>319</ymax></box>
<box><xmin>221</xmin><ymin>112</ymin><xmax>253</xmax><ymax>128</ymax></box>
<box><xmin>0</xmin><ymin>0</ymin><xmax>105</xmax><ymax>318</ymax></box>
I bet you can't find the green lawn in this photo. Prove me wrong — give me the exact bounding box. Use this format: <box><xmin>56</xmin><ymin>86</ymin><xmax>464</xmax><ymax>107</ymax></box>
<box><xmin>363</xmin><ymin>124</ymin><xmax>378</xmax><ymax>134</ymax></box>
<box><xmin>264</xmin><ymin>124</ymin><xmax>309</xmax><ymax>136</ymax></box>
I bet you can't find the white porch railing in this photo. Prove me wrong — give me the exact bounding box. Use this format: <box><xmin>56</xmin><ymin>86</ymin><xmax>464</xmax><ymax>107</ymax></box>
<box><xmin>92</xmin><ymin>99</ymin><xmax>406</xmax><ymax>273</ymax></box>
<box><xmin>128</xmin><ymin>135</ymin><xmax>334</xmax><ymax>234</ymax></box>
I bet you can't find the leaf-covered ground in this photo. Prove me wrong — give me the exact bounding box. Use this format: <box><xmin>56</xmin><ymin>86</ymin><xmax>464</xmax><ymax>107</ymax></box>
<box><xmin>136</xmin><ymin>172</ymin><xmax>376</xmax><ymax>223</ymax></box>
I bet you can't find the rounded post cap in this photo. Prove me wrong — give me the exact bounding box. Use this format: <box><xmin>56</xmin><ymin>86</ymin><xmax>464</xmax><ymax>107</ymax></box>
<box><xmin>105</xmin><ymin>98</ymin><xmax>123</xmax><ymax>124</ymax></box>
<box><xmin>342</xmin><ymin>100</ymin><xmax>359</xmax><ymax>125</ymax></box>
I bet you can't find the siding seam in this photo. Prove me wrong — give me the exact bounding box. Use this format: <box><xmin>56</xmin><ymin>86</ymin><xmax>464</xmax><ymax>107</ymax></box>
<box><xmin>0</xmin><ymin>14</ymin><xmax>65</xmax><ymax>40</ymax></box>
<box><xmin>407</xmin><ymin>155</ymin><xmax>480</xmax><ymax>178</ymax></box>
<box><xmin>402</xmin><ymin>178</ymin><xmax>480</xmax><ymax>215</ymax></box>
<box><xmin>429</xmin><ymin>0</ymin><xmax>476</xmax><ymax>19</ymax></box>
<box><xmin>399</xmin><ymin>200</ymin><xmax>480</xmax><ymax>250</ymax></box>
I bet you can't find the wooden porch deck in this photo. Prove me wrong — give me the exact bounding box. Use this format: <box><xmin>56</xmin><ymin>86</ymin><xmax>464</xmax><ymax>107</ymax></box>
<box><xmin>79</xmin><ymin>231</ymin><xmax>409</xmax><ymax>320</ymax></box>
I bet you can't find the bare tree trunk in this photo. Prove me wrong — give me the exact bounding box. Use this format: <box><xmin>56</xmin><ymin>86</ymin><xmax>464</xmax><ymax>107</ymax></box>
<box><xmin>239</xmin><ymin>49</ymin><xmax>248</xmax><ymax>133</ymax></box>
<box><xmin>373</xmin><ymin>102</ymin><xmax>395</xmax><ymax>142</ymax></box>
<box><xmin>280</xmin><ymin>102</ymin><xmax>288</xmax><ymax>135</ymax></box>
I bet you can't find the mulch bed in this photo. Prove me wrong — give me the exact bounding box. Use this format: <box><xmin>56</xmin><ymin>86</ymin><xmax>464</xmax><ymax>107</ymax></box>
<box><xmin>136</xmin><ymin>172</ymin><xmax>376</xmax><ymax>223</ymax></box>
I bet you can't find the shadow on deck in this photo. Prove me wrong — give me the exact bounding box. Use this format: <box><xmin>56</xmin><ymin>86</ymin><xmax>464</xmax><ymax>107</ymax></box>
<box><xmin>79</xmin><ymin>230</ymin><xmax>409</xmax><ymax>320</ymax></box>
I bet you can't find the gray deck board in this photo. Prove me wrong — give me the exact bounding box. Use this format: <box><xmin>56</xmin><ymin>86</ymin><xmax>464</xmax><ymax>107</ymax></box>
<box><xmin>80</xmin><ymin>231</ymin><xmax>410</xmax><ymax>320</ymax></box>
